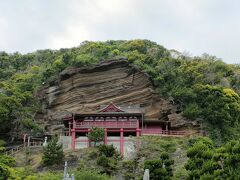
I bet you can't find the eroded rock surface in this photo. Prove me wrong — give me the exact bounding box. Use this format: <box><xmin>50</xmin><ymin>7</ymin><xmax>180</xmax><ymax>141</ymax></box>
<box><xmin>36</xmin><ymin>60</ymin><xmax>195</xmax><ymax>133</ymax></box>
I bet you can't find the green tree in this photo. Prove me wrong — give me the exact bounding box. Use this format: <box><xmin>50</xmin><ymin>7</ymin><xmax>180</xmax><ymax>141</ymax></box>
<box><xmin>144</xmin><ymin>152</ymin><xmax>174</xmax><ymax>180</ymax></box>
<box><xmin>96</xmin><ymin>145</ymin><xmax>120</xmax><ymax>175</ymax></box>
<box><xmin>0</xmin><ymin>147</ymin><xmax>16</xmax><ymax>179</ymax></box>
<box><xmin>185</xmin><ymin>137</ymin><xmax>240</xmax><ymax>179</ymax></box>
<box><xmin>75</xmin><ymin>170</ymin><xmax>111</xmax><ymax>180</ymax></box>
<box><xmin>87</xmin><ymin>127</ymin><xmax>104</xmax><ymax>146</ymax></box>
<box><xmin>0</xmin><ymin>39</ymin><xmax>240</xmax><ymax>144</ymax></box>
<box><xmin>98</xmin><ymin>144</ymin><xmax>117</xmax><ymax>157</ymax></box>
<box><xmin>193</xmin><ymin>85</ymin><xmax>240</xmax><ymax>142</ymax></box>
<box><xmin>42</xmin><ymin>137</ymin><xmax>64</xmax><ymax>166</ymax></box>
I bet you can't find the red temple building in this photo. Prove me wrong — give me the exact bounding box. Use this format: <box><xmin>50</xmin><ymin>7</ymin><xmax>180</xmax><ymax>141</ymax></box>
<box><xmin>62</xmin><ymin>103</ymin><xmax>182</xmax><ymax>155</ymax></box>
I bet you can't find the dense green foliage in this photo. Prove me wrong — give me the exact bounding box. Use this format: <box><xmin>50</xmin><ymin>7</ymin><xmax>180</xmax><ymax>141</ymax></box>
<box><xmin>42</xmin><ymin>137</ymin><xmax>64</xmax><ymax>166</ymax></box>
<box><xmin>74</xmin><ymin>170</ymin><xmax>111</xmax><ymax>180</ymax></box>
<box><xmin>0</xmin><ymin>166</ymin><xmax>110</xmax><ymax>180</ymax></box>
<box><xmin>87</xmin><ymin>127</ymin><xmax>105</xmax><ymax>146</ymax></box>
<box><xmin>8</xmin><ymin>168</ymin><xmax>111</xmax><ymax>180</ymax></box>
<box><xmin>188</xmin><ymin>85</ymin><xmax>240</xmax><ymax>142</ymax></box>
<box><xmin>98</xmin><ymin>144</ymin><xmax>117</xmax><ymax>157</ymax></box>
<box><xmin>144</xmin><ymin>152</ymin><xmax>174</xmax><ymax>180</ymax></box>
<box><xmin>74</xmin><ymin>145</ymin><xmax>121</xmax><ymax>177</ymax></box>
<box><xmin>0</xmin><ymin>39</ymin><xmax>240</xmax><ymax>143</ymax></box>
<box><xmin>185</xmin><ymin>137</ymin><xmax>240</xmax><ymax>179</ymax></box>
<box><xmin>118</xmin><ymin>136</ymin><xmax>188</xmax><ymax>179</ymax></box>
<box><xmin>8</xmin><ymin>168</ymin><xmax>62</xmax><ymax>180</ymax></box>
<box><xmin>96</xmin><ymin>145</ymin><xmax>121</xmax><ymax>175</ymax></box>
<box><xmin>0</xmin><ymin>136</ymin><xmax>184</xmax><ymax>179</ymax></box>
<box><xmin>0</xmin><ymin>147</ymin><xmax>16</xmax><ymax>180</ymax></box>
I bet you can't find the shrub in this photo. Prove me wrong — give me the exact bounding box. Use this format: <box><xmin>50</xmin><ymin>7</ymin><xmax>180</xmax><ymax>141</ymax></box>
<box><xmin>98</xmin><ymin>144</ymin><xmax>116</xmax><ymax>157</ymax></box>
<box><xmin>185</xmin><ymin>138</ymin><xmax>240</xmax><ymax>179</ymax></box>
<box><xmin>75</xmin><ymin>170</ymin><xmax>111</xmax><ymax>180</ymax></box>
<box><xmin>88</xmin><ymin>149</ymin><xmax>98</xmax><ymax>159</ymax></box>
<box><xmin>42</xmin><ymin>137</ymin><xmax>64</xmax><ymax>166</ymax></box>
<box><xmin>0</xmin><ymin>147</ymin><xmax>16</xmax><ymax>179</ymax></box>
<box><xmin>96</xmin><ymin>145</ymin><xmax>120</xmax><ymax>175</ymax></box>
<box><xmin>0</xmin><ymin>139</ymin><xmax>6</xmax><ymax>147</ymax></box>
<box><xmin>122</xmin><ymin>160</ymin><xmax>136</xmax><ymax>180</ymax></box>
<box><xmin>97</xmin><ymin>156</ymin><xmax>109</xmax><ymax>167</ymax></box>
<box><xmin>87</xmin><ymin>127</ymin><xmax>104</xmax><ymax>146</ymax></box>
<box><xmin>144</xmin><ymin>152</ymin><xmax>174</xmax><ymax>180</ymax></box>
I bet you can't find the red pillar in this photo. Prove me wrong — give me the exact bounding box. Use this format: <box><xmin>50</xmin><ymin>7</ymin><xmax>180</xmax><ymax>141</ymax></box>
<box><xmin>104</xmin><ymin>129</ymin><xmax>107</xmax><ymax>145</ymax></box>
<box><xmin>120</xmin><ymin>128</ymin><xmax>124</xmax><ymax>156</ymax></box>
<box><xmin>71</xmin><ymin>118</ymin><xmax>76</xmax><ymax>150</ymax></box>
<box><xmin>166</xmin><ymin>123</ymin><xmax>168</xmax><ymax>134</ymax></box>
<box><xmin>88</xmin><ymin>128</ymin><xmax>91</xmax><ymax>147</ymax></box>
<box><xmin>71</xmin><ymin>129</ymin><xmax>76</xmax><ymax>150</ymax></box>
<box><xmin>136</xmin><ymin>119</ymin><xmax>140</xmax><ymax>137</ymax></box>
<box><xmin>68</xmin><ymin>122</ymin><xmax>71</xmax><ymax>136</ymax></box>
<box><xmin>136</xmin><ymin>120</ymin><xmax>141</xmax><ymax>153</ymax></box>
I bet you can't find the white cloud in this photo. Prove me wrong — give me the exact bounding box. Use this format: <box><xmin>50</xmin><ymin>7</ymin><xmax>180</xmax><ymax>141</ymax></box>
<box><xmin>0</xmin><ymin>17</ymin><xmax>9</xmax><ymax>49</ymax></box>
<box><xmin>0</xmin><ymin>0</ymin><xmax>239</xmax><ymax>64</ymax></box>
<box><xmin>48</xmin><ymin>25</ymin><xmax>92</xmax><ymax>49</ymax></box>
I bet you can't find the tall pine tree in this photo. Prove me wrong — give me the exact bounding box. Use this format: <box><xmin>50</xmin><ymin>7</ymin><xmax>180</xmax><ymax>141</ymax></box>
<box><xmin>42</xmin><ymin>137</ymin><xmax>64</xmax><ymax>166</ymax></box>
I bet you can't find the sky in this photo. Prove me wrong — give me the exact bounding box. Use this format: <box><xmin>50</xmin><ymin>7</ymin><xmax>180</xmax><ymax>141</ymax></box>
<box><xmin>0</xmin><ymin>0</ymin><xmax>239</xmax><ymax>64</ymax></box>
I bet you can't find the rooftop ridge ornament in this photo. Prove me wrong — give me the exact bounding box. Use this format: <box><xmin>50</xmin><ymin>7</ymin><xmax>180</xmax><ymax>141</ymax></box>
<box><xmin>99</xmin><ymin>102</ymin><xmax>124</xmax><ymax>113</ymax></box>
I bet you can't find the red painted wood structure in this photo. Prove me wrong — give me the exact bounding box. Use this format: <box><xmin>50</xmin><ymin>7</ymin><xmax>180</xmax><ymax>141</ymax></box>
<box><xmin>63</xmin><ymin>103</ymin><xmax>143</xmax><ymax>155</ymax></box>
<box><xmin>63</xmin><ymin>103</ymin><xmax>186</xmax><ymax>155</ymax></box>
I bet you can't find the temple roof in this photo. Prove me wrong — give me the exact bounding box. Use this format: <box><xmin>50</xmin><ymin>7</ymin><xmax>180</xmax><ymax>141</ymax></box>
<box><xmin>99</xmin><ymin>103</ymin><xmax>124</xmax><ymax>113</ymax></box>
<box><xmin>98</xmin><ymin>103</ymin><xmax>142</xmax><ymax>114</ymax></box>
<box><xmin>63</xmin><ymin>103</ymin><xmax>143</xmax><ymax>121</ymax></box>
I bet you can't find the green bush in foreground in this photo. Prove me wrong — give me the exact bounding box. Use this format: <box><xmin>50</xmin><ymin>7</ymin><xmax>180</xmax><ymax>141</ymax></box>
<box><xmin>4</xmin><ymin>167</ymin><xmax>111</xmax><ymax>180</ymax></box>
<box><xmin>144</xmin><ymin>152</ymin><xmax>174</xmax><ymax>180</ymax></box>
<box><xmin>42</xmin><ymin>137</ymin><xmax>64</xmax><ymax>166</ymax></box>
<box><xmin>98</xmin><ymin>144</ymin><xmax>117</xmax><ymax>157</ymax></box>
<box><xmin>185</xmin><ymin>137</ymin><xmax>240</xmax><ymax>179</ymax></box>
<box><xmin>87</xmin><ymin>127</ymin><xmax>105</xmax><ymax>146</ymax></box>
<box><xmin>0</xmin><ymin>147</ymin><xmax>16</xmax><ymax>180</ymax></box>
<box><xmin>96</xmin><ymin>145</ymin><xmax>121</xmax><ymax>175</ymax></box>
<box><xmin>75</xmin><ymin>170</ymin><xmax>111</xmax><ymax>180</ymax></box>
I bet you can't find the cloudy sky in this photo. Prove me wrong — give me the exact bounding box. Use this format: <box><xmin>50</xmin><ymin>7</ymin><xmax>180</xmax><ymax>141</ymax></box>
<box><xmin>0</xmin><ymin>0</ymin><xmax>239</xmax><ymax>64</ymax></box>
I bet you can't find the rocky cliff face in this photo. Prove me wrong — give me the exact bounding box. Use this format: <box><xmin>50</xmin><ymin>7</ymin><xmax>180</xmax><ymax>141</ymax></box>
<box><xmin>37</xmin><ymin>60</ymin><xmax>196</xmax><ymax>133</ymax></box>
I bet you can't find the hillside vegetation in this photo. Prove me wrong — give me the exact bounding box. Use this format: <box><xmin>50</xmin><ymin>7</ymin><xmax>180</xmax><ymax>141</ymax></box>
<box><xmin>3</xmin><ymin>136</ymin><xmax>188</xmax><ymax>179</ymax></box>
<box><xmin>0</xmin><ymin>38</ymin><xmax>240</xmax><ymax>179</ymax></box>
<box><xmin>0</xmin><ymin>40</ymin><xmax>240</xmax><ymax>143</ymax></box>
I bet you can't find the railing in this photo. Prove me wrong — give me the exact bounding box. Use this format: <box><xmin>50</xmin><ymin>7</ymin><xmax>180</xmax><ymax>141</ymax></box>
<box><xmin>75</xmin><ymin>121</ymin><xmax>138</xmax><ymax>129</ymax></box>
<box><xmin>63</xmin><ymin>129</ymin><xmax>71</xmax><ymax>136</ymax></box>
<box><xmin>141</xmin><ymin>129</ymin><xmax>187</xmax><ymax>136</ymax></box>
<box><xmin>6</xmin><ymin>141</ymin><xmax>43</xmax><ymax>156</ymax></box>
<box><xmin>27</xmin><ymin>141</ymin><xmax>43</xmax><ymax>147</ymax></box>
<box><xmin>5</xmin><ymin>144</ymin><xmax>24</xmax><ymax>156</ymax></box>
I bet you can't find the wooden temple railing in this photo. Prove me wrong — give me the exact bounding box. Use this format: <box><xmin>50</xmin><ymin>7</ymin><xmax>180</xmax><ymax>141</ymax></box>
<box><xmin>75</xmin><ymin>120</ymin><xmax>138</xmax><ymax>129</ymax></box>
<box><xmin>63</xmin><ymin>128</ymin><xmax>187</xmax><ymax>136</ymax></box>
<box><xmin>141</xmin><ymin>129</ymin><xmax>187</xmax><ymax>136</ymax></box>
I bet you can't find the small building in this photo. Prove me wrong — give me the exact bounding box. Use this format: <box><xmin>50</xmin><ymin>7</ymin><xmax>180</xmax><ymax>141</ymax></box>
<box><xmin>62</xmin><ymin>103</ymin><xmax>170</xmax><ymax>155</ymax></box>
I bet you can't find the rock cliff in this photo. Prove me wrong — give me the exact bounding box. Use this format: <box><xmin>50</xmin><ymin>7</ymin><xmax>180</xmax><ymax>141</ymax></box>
<box><xmin>36</xmin><ymin>59</ymin><xmax>196</xmax><ymax>133</ymax></box>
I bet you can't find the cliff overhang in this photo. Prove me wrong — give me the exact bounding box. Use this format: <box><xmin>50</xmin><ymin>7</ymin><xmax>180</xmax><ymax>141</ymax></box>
<box><xmin>36</xmin><ymin>59</ymin><xmax>197</xmax><ymax>133</ymax></box>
